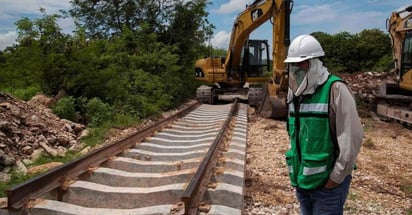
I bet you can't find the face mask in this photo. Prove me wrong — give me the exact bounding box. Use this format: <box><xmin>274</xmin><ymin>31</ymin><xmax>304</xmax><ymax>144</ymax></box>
<box><xmin>287</xmin><ymin>58</ymin><xmax>330</xmax><ymax>103</ymax></box>
<box><xmin>291</xmin><ymin>65</ymin><xmax>307</xmax><ymax>86</ymax></box>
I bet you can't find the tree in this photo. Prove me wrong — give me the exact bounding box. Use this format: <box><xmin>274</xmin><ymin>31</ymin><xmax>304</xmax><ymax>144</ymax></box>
<box><xmin>311</xmin><ymin>32</ymin><xmax>335</xmax><ymax>69</ymax></box>
<box><xmin>334</xmin><ymin>31</ymin><xmax>360</xmax><ymax>72</ymax></box>
<box><xmin>161</xmin><ymin>0</ymin><xmax>214</xmax><ymax>65</ymax></box>
<box><xmin>1</xmin><ymin>2</ymin><xmax>213</xmax><ymax>122</ymax></box>
<box><xmin>2</xmin><ymin>17</ymin><xmax>43</xmax><ymax>89</ymax></box>
<box><xmin>313</xmin><ymin>31</ymin><xmax>358</xmax><ymax>72</ymax></box>
<box><xmin>68</xmin><ymin>0</ymin><xmax>213</xmax><ymax>62</ymax></box>
<box><xmin>312</xmin><ymin>30</ymin><xmax>391</xmax><ymax>73</ymax></box>
<box><xmin>4</xmin><ymin>9</ymin><xmax>70</xmax><ymax>95</ymax></box>
<box><xmin>69</xmin><ymin>0</ymin><xmax>179</xmax><ymax>38</ymax></box>
<box><xmin>357</xmin><ymin>29</ymin><xmax>391</xmax><ymax>71</ymax></box>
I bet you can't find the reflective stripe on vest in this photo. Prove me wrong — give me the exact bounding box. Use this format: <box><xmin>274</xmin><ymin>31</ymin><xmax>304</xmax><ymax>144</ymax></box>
<box><xmin>288</xmin><ymin>165</ymin><xmax>293</xmax><ymax>173</ymax></box>
<box><xmin>303</xmin><ymin>165</ymin><xmax>327</xmax><ymax>176</ymax></box>
<box><xmin>290</xmin><ymin>164</ymin><xmax>329</xmax><ymax>175</ymax></box>
<box><xmin>289</xmin><ymin>103</ymin><xmax>328</xmax><ymax>113</ymax></box>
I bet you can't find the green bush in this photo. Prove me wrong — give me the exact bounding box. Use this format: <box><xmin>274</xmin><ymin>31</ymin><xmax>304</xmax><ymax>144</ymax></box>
<box><xmin>85</xmin><ymin>97</ymin><xmax>113</xmax><ymax>127</ymax></box>
<box><xmin>52</xmin><ymin>96</ymin><xmax>77</xmax><ymax>121</ymax></box>
<box><xmin>2</xmin><ymin>86</ymin><xmax>41</xmax><ymax>101</ymax></box>
<box><xmin>373</xmin><ymin>54</ymin><xmax>393</xmax><ymax>72</ymax></box>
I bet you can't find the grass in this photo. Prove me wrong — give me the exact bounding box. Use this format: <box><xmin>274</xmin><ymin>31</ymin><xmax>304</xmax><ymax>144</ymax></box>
<box><xmin>0</xmin><ymin>146</ymin><xmax>92</xmax><ymax>198</ymax></box>
<box><xmin>81</xmin><ymin>125</ymin><xmax>112</xmax><ymax>148</ymax></box>
<box><xmin>29</xmin><ymin>151</ymin><xmax>80</xmax><ymax>167</ymax></box>
<box><xmin>81</xmin><ymin>113</ymin><xmax>141</xmax><ymax>148</ymax></box>
<box><xmin>0</xmin><ymin>151</ymin><xmax>81</xmax><ymax>198</ymax></box>
<box><xmin>401</xmin><ymin>184</ymin><xmax>412</xmax><ymax>195</ymax></box>
<box><xmin>0</xmin><ymin>171</ymin><xmax>42</xmax><ymax>198</ymax></box>
<box><xmin>363</xmin><ymin>138</ymin><xmax>376</xmax><ymax>149</ymax></box>
<box><xmin>400</xmin><ymin>177</ymin><xmax>412</xmax><ymax>196</ymax></box>
<box><xmin>347</xmin><ymin>192</ymin><xmax>359</xmax><ymax>201</ymax></box>
<box><xmin>1</xmin><ymin>86</ymin><xmax>41</xmax><ymax>101</ymax></box>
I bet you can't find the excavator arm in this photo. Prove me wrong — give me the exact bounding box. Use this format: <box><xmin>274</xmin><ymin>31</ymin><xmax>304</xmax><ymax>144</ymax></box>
<box><xmin>386</xmin><ymin>5</ymin><xmax>412</xmax><ymax>91</ymax></box>
<box><xmin>225</xmin><ymin>0</ymin><xmax>290</xmax><ymax>72</ymax></box>
<box><xmin>195</xmin><ymin>0</ymin><xmax>293</xmax><ymax>119</ymax></box>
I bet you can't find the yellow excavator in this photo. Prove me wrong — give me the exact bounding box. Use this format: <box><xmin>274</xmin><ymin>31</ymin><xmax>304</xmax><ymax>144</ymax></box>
<box><xmin>195</xmin><ymin>0</ymin><xmax>292</xmax><ymax>118</ymax></box>
<box><xmin>377</xmin><ymin>5</ymin><xmax>412</xmax><ymax>125</ymax></box>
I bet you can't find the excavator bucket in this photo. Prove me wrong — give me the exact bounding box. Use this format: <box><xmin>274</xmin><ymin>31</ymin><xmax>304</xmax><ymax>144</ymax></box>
<box><xmin>258</xmin><ymin>86</ymin><xmax>288</xmax><ymax>119</ymax></box>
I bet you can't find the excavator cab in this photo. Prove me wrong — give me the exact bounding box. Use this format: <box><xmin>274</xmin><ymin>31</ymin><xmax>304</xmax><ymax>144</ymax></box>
<box><xmin>399</xmin><ymin>31</ymin><xmax>412</xmax><ymax>91</ymax></box>
<box><xmin>242</xmin><ymin>40</ymin><xmax>270</xmax><ymax>78</ymax></box>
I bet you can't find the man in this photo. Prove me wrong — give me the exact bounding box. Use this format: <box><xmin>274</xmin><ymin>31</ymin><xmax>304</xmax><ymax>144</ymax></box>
<box><xmin>284</xmin><ymin>34</ymin><xmax>363</xmax><ymax>215</ymax></box>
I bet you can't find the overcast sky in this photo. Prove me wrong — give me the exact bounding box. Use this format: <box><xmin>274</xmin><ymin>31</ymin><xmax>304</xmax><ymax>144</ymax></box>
<box><xmin>0</xmin><ymin>0</ymin><xmax>411</xmax><ymax>51</ymax></box>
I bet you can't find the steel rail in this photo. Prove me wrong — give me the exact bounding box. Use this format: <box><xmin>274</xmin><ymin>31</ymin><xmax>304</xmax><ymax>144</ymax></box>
<box><xmin>6</xmin><ymin>101</ymin><xmax>200</xmax><ymax>210</ymax></box>
<box><xmin>177</xmin><ymin>99</ymin><xmax>239</xmax><ymax>215</ymax></box>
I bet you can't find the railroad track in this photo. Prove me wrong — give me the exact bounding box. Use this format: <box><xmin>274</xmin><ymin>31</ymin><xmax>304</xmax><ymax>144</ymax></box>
<box><xmin>3</xmin><ymin>100</ymin><xmax>248</xmax><ymax>215</ymax></box>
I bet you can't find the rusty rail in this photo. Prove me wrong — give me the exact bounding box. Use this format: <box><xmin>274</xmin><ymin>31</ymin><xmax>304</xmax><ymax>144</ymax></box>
<box><xmin>177</xmin><ymin>99</ymin><xmax>239</xmax><ymax>215</ymax></box>
<box><xmin>7</xmin><ymin>101</ymin><xmax>200</xmax><ymax>210</ymax></box>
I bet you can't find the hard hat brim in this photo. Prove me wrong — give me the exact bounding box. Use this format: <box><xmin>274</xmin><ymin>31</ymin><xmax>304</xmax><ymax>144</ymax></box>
<box><xmin>284</xmin><ymin>56</ymin><xmax>309</xmax><ymax>63</ymax></box>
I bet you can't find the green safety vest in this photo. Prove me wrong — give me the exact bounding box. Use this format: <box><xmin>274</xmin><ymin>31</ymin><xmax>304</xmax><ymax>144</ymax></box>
<box><xmin>286</xmin><ymin>75</ymin><xmax>342</xmax><ymax>190</ymax></box>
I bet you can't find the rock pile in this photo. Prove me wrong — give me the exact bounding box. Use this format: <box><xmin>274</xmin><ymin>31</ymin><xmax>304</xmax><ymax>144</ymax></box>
<box><xmin>0</xmin><ymin>93</ymin><xmax>86</xmax><ymax>176</ymax></box>
<box><xmin>338</xmin><ymin>71</ymin><xmax>396</xmax><ymax>105</ymax></box>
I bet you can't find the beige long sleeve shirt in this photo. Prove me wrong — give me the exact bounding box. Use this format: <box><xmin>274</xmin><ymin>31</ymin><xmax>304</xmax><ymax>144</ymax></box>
<box><xmin>328</xmin><ymin>81</ymin><xmax>364</xmax><ymax>184</ymax></box>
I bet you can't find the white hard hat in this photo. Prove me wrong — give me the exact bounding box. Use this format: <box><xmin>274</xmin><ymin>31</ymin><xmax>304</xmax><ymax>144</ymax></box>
<box><xmin>284</xmin><ymin>35</ymin><xmax>325</xmax><ymax>63</ymax></box>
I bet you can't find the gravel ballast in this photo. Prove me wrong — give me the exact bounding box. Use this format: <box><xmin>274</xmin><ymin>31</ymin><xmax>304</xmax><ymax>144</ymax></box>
<box><xmin>244</xmin><ymin>108</ymin><xmax>412</xmax><ymax>215</ymax></box>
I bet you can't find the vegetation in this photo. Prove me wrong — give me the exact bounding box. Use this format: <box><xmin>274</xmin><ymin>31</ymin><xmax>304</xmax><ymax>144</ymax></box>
<box><xmin>0</xmin><ymin>171</ymin><xmax>41</xmax><ymax>198</ymax></box>
<box><xmin>363</xmin><ymin>138</ymin><xmax>377</xmax><ymax>149</ymax></box>
<box><xmin>312</xmin><ymin>29</ymin><xmax>392</xmax><ymax>73</ymax></box>
<box><xmin>0</xmin><ymin>0</ymin><xmax>214</xmax><ymax>196</ymax></box>
<box><xmin>0</xmin><ymin>1</ymin><xmax>214</xmax><ymax>121</ymax></box>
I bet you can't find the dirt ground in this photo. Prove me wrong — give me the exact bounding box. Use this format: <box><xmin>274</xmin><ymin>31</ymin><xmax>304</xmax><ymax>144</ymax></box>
<box><xmin>245</xmin><ymin>108</ymin><xmax>412</xmax><ymax>214</ymax></box>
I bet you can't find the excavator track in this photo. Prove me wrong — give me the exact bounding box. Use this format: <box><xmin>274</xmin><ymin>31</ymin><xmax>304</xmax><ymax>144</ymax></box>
<box><xmin>376</xmin><ymin>97</ymin><xmax>412</xmax><ymax>126</ymax></box>
<box><xmin>196</xmin><ymin>85</ymin><xmax>265</xmax><ymax>108</ymax></box>
<box><xmin>376</xmin><ymin>82</ymin><xmax>412</xmax><ymax>126</ymax></box>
